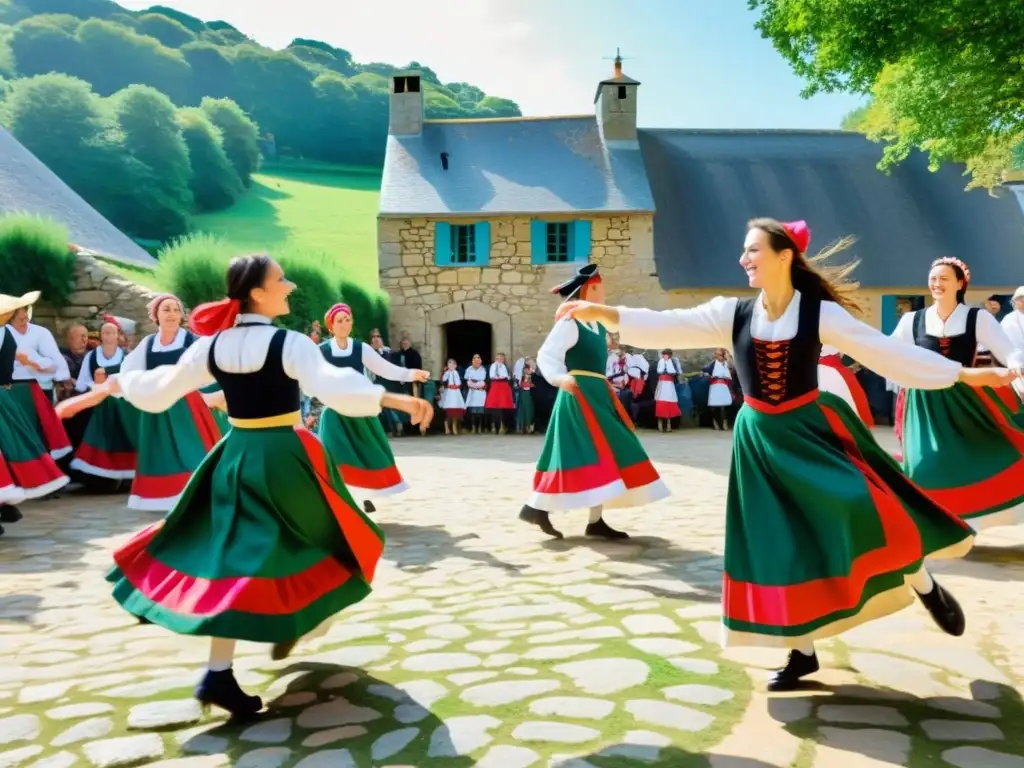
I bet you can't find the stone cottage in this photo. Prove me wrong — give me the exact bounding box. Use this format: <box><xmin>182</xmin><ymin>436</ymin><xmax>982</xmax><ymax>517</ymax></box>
<box><xmin>378</xmin><ymin>60</ymin><xmax>1024</xmax><ymax>373</ymax></box>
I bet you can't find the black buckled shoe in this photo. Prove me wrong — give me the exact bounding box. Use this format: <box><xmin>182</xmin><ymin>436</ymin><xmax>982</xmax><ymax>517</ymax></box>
<box><xmin>584</xmin><ymin>518</ymin><xmax>630</xmax><ymax>540</ymax></box>
<box><xmin>195</xmin><ymin>668</ymin><xmax>262</xmax><ymax>720</ymax></box>
<box><xmin>917</xmin><ymin>581</ymin><xmax>966</xmax><ymax>637</ymax></box>
<box><xmin>0</xmin><ymin>506</ymin><xmax>22</xmax><ymax>523</ymax></box>
<box><xmin>767</xmin><ymin>650</ymin><xmax>819</xmax><ymax>692</ymax></box>
<box><xmin>519</xmin><ymin>505</ymin><xmax>563</xmax><ymax>539</ymax></box>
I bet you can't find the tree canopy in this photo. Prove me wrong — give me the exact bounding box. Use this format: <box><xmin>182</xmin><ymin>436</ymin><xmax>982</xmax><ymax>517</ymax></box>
<box><xmin>749</xmin><ymin>0</ymin><xmax>1024</xmax><ymax>189</ymax></box>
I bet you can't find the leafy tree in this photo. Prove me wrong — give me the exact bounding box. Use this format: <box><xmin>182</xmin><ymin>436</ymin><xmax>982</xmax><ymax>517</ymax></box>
<box><xmin>19</xmin><ymin>0</ymin><xmax>117</xmax><ymax>18</ymax></box>
<box><xmin>748</xmin><ymin>0</ymin><xmax>1024</xmax><ymax>188</ymax></box>
<box><xmin>75</xmin><ymin>18</ymin><xmax>190</xmax><ymax>103</ymax></box>
<box><xmin>229</xmin><ymin>45</ymin><xmax>314</xmax><ymax>153</ymax></box>
<box><xmin>288</xmin><ymin>45</ymin><xmax>336</xmax><ymax>69</ymax></box>
<box><xmin>180</xmin><ymin>40</ymin><xmax>233</xmax><ymax>101</ymax></box>
<box><xmin>840</xmin><ymin>103</ymin><xmax>869</xmax><ymax>131</ymax></box>
<box><xmin>0</xmin><ymin>1</ymin><xmax>30</xmax><ymax>24</ymax></box>
<box><xmin>201</xmin><ymin>96</ymin><xmax>261</xmax><ymax>186</ymax></box>
<box><xmin>143</xmin><ymin>5</ymin><xmax>205</xmax><ymax>34</ymax></box>
<box><xmin>478</xmin><ymin>95</ymin><xmax>520</xmax><ymax>117</ymax></box>
<box><xmin>135</xmin><ymin>12</ymin><xmax>195</xmax><ymax>48</ymax></box>
<box><xmin>111</xmin><ymin>84</ymin><xmax>192</xmax><ymax>238</ymax></box>
<box><xmin>9</xmin><ymin>14</ymin><xmax>83</xmax><ymax>78</ymax></box>
<box><xmin>406</xmin><ymin>61</ymin><xmax>440</xmax><ymax>85</ymax></box>
<box><xmin>177</xmin><ymin>105</ymin><xmax>243</xmax><ymax>211</ymax></box>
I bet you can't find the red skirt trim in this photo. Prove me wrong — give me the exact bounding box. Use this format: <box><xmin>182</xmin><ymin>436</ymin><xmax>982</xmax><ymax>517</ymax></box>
<box><xmin>4</xmin><ymin>453</ymin><xmax>65</xmax><ymax>489</ymax></box>
<box><xmin>132</xmin><ymin>472</ymin><xmax>191</xmax><ymax>500</ymax></box>
<box><xmin>722</xmin><ymin>401</ymin><xmax>967</xmax><ymax>628</ymax></box>
<box><xmin>183</xmin><ymin>391</ymin><xmax>223</xmax><ymax>452</ymax></box>
<box><xmin>820</xmin><ymin>354</ymin><xmax>875</xmax><ymax>427</ymax></box>
<box><xmin>76</xmin><ymin>443</ymin><xmax>137</xmax><ymax>472</ymax></box>
<box><xmin>743</xmin><ymin>389</ymin><xmax>819</xmax><ymax>415</ymax></box>
<box><xmin>338</xmin><ymin>462</ymin><xmax>404</xmax><ymax>491</ymax></box>
<box><xmin>24</xmin><ymin>382</ymin><xmax>71</xmax><ymax>454</ymax></box>
<box><xmin>655</xmin><ymin>401</ymin><xmax>681</xmax><ymax>418</ymax></box>
<box><xmin>485</xmin><ymin>380</ymin><xmax>515</xmax><ymax>409</ymax></box>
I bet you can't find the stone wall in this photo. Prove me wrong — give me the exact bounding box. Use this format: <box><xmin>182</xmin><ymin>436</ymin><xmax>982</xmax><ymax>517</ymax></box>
<box><xmin>31</xmin><ymin>253</ymin><xmax>158</xmax><ymax>340</ymax></box>
<box><xmin>378</xmin><ymin>213</ymin><xmax>670</xmax><ymax>373</ymax></box>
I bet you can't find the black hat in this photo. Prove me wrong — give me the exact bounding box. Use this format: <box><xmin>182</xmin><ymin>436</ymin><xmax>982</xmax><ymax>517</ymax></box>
<box><xmin>550</xmin><ymin>263</ymin><xmax>601</xmax><ymax>299</ymax></box>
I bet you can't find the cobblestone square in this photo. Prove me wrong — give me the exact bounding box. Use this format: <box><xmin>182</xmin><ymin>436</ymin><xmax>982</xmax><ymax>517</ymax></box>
<box><xmin>1</xmin><ymin>429</ymin><xmax>1022</xmax><ymax>767</ymax></box>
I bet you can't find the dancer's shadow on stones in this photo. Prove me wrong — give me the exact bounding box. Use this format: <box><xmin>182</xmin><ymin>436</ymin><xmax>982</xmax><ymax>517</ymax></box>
<box><xmin>769</xmin><ymin>678</ymin><xmax>1023</xmax><ymax>764</ymax></box>
<box><xmin>573</xmin><ymin>745</ymin><xmax>776</xmax><ymax>767</ymax></box>
<box><xmin>376</xmin><ymin>521</ymin><xmax>525</xmax><ymax>575</ymax></box>
<box><xmin>540</xmin><ymin>533</ymin><xmax>723</xmax><ymax>604</ymax></box>
<box><xmin>942</xmin><ymin>543</ymin><xmax>1024</xmax><ymax>582</ymax></box>
<box><xmin>181</xmin><ymin>662</ymin><xmax>476</xmax><ymax>766</ymax></box>
<box><xmin>0</xmin><ymin>593</ymin><xmax>43</xmax><ymax>622</ymax></box>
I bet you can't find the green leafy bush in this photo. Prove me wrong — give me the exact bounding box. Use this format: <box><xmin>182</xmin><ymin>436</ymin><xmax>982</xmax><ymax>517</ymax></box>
<box><xmin>0</xmin><ymin>214</ymin><xmax>75</xmax><ymax>305</ymax></box>
<box><xmin>154</xmin><ymin>232</ymin><xmax>233</xmax><ymax>309</ymax></box>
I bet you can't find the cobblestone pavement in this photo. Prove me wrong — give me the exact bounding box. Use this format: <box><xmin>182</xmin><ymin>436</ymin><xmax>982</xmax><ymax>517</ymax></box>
<box><xmin>1</xmin><ymin>429</ymin><xmax>1023</xmax><ymax>768</ymax></box>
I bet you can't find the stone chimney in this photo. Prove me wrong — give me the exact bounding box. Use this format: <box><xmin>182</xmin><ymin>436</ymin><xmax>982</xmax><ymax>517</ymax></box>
<box><xmin>389</xmin><ymin>69</ymin><xmax>423</xmax><ymax>136</ymax></box>
<box><xmin>594</xmin><ymin>52</ymin><xmax>640</xmax><ymax>142</ymax></box>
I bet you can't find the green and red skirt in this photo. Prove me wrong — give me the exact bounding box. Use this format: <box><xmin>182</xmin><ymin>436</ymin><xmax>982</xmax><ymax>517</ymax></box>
<box><xmin>899</xmin><ymin>383</ymin><xmax>1024</xmax><ymax>531</ymax></box>
<box><xmin>70</xmin><ymin>397</ymin><xmax>142</xmax><ymax>480</ymax></box>
<box><xmin>318</xmin><ymin>408</ymin><xmax>406</xmax><ymax>496</ymax></box>
<box><xmin>527</xmin><ymin>371</ymin><xmax>669</xmax><ymax>511</ymax></box>
<box><xmin>723</xmin><ymin>390</ymin><xmax>973</xmax><ymax>648</ymax></box>
<box><xmin>8</xmin><ymin>381</ymin><xmax>72</xmax><ymax>460</ymax></box>
<box><xmin>0</xmin><ymin>388</ymin><xmax>68</xmax><ymax>504</ymax></box>
<box><xmin>107</xmin><ymin>421</ymin><xmax>384</xmax><ymax>642</ymax></box>
<box><xmin>128</xmin><ymin>392</ymin><xmax>224</xmax><ymax>511</ymax></box>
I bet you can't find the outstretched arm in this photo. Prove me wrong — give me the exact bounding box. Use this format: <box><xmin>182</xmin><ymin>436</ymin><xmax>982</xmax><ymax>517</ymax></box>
<box><xmin>285</xmin><ymin>334</ymin><xmax>385</xmax><ymax>417</ymax></box>
<box><xmin>977</xmin><ymin>310</ymin><xmax>1024</xmax><ymax>370</ymax></box>
<box><xmin>361</xmin><ymin>343</ymin><xmax>422</xmax><ymax>383</ymax></box>
<box><xmin>116</xmin><ymin>337</ymin><xmax>217</xmax><ymax>412</ymax></box>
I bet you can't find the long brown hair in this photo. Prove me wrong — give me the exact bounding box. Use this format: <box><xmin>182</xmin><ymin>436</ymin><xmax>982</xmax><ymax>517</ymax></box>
<box><xmin>746</xmin><ymin>218</ymin><xmax>863</xmax><ymax>315</ymax></box>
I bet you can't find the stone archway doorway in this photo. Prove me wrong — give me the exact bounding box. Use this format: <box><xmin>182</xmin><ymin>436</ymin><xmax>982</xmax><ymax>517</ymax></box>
<box><xmin>444</xmin><ymin>320</ymin><xmax>492</xmax><ymax>371</ymax></box>
<box><xmin>425</xmin><ymin>300</ymin><xmax>512</xmax><ymax>374</ymax></box>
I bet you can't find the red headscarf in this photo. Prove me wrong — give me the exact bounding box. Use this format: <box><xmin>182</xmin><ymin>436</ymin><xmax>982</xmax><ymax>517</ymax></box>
<box><xmin>189</xmin><ymin>297</ymin><xmax>242</xmax><ymax>337</ymax></box>
<box><xmin>101</xmin><ymin>313</ymin><xmax>122</xmax><ymax>331</ymax></box>
<box><xmin>324</xmin><ymin>303</ymin><xmax>352</xmax><ymax>333</ymax></box>
<box><xmin>780</xmin><ymin>220</ymin><xmax>811</xmax><ymax>254</ymax></box>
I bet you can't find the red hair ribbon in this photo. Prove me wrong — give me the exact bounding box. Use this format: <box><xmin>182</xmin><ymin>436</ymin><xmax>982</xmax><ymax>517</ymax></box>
<box><xmin>931</xmin><ymin>256</ymin><xmax>971</xmax><ymax>285</ymax></box>
<box><xmin>781</xmin><ymin>220</ymin><xmax>811</xmax><ymax>254</ymax></box>
<box><xmin>101</xmin><ymin>314</ymin><xmax>122</xmax><ymax>331</ymax></box>
<box><xmin>189</xmin><ymin>298</ymin><xmax>242</xmax><ymax>336</ymax></box>
<box><xmin>324</xmin><ymin>303</ymin><xmax>352</xmax><ymax>332</ymax></box>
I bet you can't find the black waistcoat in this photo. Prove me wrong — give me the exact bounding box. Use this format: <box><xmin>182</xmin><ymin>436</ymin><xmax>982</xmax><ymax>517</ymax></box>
<box><xmin>145</xmin><ymin>331</ymin><xmax>195</xmax><ymax>369</ymax></box>
<box><xmin>911</xmin><ymin>307</ymin><xmax>979</xmax><ymax>366</ymax></box>
<box><xmin>731</xmin><ymin>294</ymin><xmax>823</xmax><ymax>405</ymax></box>
<box><xmin>208</xmin><ymin>325</ymin><xmax>301</xmax><ymax>420</ymax></box>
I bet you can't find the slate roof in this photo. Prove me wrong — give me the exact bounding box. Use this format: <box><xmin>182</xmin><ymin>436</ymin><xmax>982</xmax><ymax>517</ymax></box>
<box><xmin>379</xmin><ymin>116</ymin><xmax>655</xmax><ymax>216</ymax></box>
<box><xmin>638</xmin><ymin>129</ymin><xmax>1024</xmax><ymax>290</ymax></box>
<box><xmin>0</xmin><ymin>127</ymin><xmax>155</xmax><ymax>268</ymax></box>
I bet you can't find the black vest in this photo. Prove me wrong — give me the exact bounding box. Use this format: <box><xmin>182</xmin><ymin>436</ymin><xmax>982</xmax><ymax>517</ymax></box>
<box><xmin>208</xmin><ymin>325</ymin><xmax>300</xmax><ymax>420</ymax></box>
<box><xmin>911</xmin><ymin>307</ymin><xmax>979</xmax><ymax>366</ymax></box>
<box><xmin>731</xmin><ymin>295</ymin><xmax>822</xmax><ymax>405</ymax></box>
<box><xmin>320</xmin><ymin>338</ymin><xmax>364</xmax><ymax>373</ymax></box>
<box><xmin>89</xmin><ymin>347</ymin><xmax>124</xmax><ymax>377</ymax></box>
<box><xmin>145</xmin><ymin>331</ymin><xmax>195</xmax><ymax>369</ymax></box>
<box><xmin>0</xmin><ymin>328</ymin><xmax>15</xmax><ymax>386</ymax></box>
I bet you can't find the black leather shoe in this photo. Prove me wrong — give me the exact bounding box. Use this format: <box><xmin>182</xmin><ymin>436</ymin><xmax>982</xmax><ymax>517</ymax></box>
<box><xmin>195</xmin><ymin>669</ymin><xmax>262</xmax><ymax>720</ymax></box>
<box><xmin>271</xmin><ymin>638</ymin><xmax>299</xmax><ymax>661</ymax></box>
<box><xmin>767</xmin><ymin>651</ymin><xmax>819</xmax><ymax>692</ymax></box>
<box><xmin>584</xmin><ymin>518</ymin><xmax>630</xmax><ymax>540</ymax></box>
<box><xmin>362</xmin><ymin>500</ymin><xmax>376</xmax><ymax>514</ymax></box>
<box><xmin>917</xmin><ymin>581</ymin><xmax>966</xmax><ymax>637</ymax></box>
<box><xmin>0</xmin><ymin>506</ymin><xmax>21</xmax><ymax>523</ymax></box>
<box><xmin>519</xmin><ymin>505</ymin><xmax>563</xmax><ymax>539</ymax></box>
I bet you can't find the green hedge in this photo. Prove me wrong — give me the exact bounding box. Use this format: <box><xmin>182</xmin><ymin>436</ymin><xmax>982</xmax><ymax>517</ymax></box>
<box><xmin>0</xmin><ymin>214</ymin><xmax>76</xmax><ymax>306</ymax></box>
<box><xmin>155</xmin><ymin>233</ymin><xmax>389</xmax><ymax>338</ymax></box>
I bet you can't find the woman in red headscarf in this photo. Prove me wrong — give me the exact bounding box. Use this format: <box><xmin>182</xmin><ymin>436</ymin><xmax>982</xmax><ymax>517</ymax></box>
<box><xmin>67</xmin><ymin>254</ymin><xmax>432</xmax><ymax>720</ymax></box>
<box><xmin>892</xmin><ymin>257</ymin><xmax>1024</xmax><ymax>532</ymax></box>
<box><xmin>317</xmin><ymin>302</ymin><xmax>429</xmax><ymax>512</ymax></box>
<box><xmin>555</xmin><ymin>218</ymin><xmax>1016</xmax><ymax>693</ymax></box>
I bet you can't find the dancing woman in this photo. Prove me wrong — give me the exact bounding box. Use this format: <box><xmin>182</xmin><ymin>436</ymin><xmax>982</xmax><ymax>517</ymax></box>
<box><xmin>69</xmin><ymin>255</ymin><xmax>431</xmax><ymax>718</ymax></box>
<box><xmin>520</xmin><ymin>263</ymin><xmax>670</xmax><ymax>541</ymax></box>
<box><xmin>69</xmin><ymin>318</ymin><xmax>141</xmax><ymax>487</ymax></box>
<box><xmin>0</xmin><ymin>292</ymin><xmax>69</xmax><ymax>534</ymax></box>
<box><xmin>317</xmin><ymin>303</ymin><xmax>429</xmax><ymax>512</ymax></box>
<box><xmin>893</xmin><ymin>257</ymin><xmax>1024</xmax><ymax>531</ymax></box>
<box><xmin>555</xmin><ymin>219</ymin><xmax>1014</xmax><ymax>691</ymax></box>
<box><xmin>117</xmin><ymin>295</ymin><xmax>226</xmax><ymax>510</ymax></box>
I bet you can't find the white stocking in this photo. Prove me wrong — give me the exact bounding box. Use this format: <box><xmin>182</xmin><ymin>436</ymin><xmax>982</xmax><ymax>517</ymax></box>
<box><xmin>207</xmin><ymin>638</ymin><xmax>236</xmax><ymax>672</ymax></box>
<box><xmin>907</xmin><ymin>566</ymin><xmax>935</xmax><ymax>594</ymax></box>
<box><xmin>588</xmin><ymin>506</ymin><xmax>603</xmax><ymax>524</ymax></box>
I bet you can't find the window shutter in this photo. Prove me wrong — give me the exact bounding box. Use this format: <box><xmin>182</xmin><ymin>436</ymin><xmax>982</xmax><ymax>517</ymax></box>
<box><xmin>473</xmin><ymin>221</ymin><xmax>491</xmax><ymax>266</ymax></box>
<box><xmin>530</xmin><ymin>220</ymin><xmax>548</xmax><ymax>265</ymax></box>
<box><xmin>434</xmin><ymin>222</ymin><xmax>452</xmax><ymax>266</ymax></box>
<box><xmin>880</xmin><ymin>295</ymin><xmax>897</xmax><ymax>334</ymax></box>
<box><xmin>572</xmin><ymin>219</ymin><xmax>592</xmax><ymax>262</ymax></box>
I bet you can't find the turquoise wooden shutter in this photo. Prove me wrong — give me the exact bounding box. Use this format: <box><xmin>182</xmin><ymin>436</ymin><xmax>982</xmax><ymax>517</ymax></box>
<box><xmin>880</xmin><ymin>295</ymin><xmax>897</xmax><ymax>334</ymax></box>
<box><xmin>434</xmin><ymin>222</ymin><xmax>452</xmax><ymax>266</ymax></box>
<box><xmin>530</xmin><ymin>220</ymin><xmax>548</xmax><ymax>264</ymax></box>
<box><xmin>572</xmin><ymin>219</ymin><xmax>592</xmax><ymax>262</ymax></box>
<box><xmin>473</xmin><ymin>221</ymin><xmax>491</xmax><ymax>266</ymax></box>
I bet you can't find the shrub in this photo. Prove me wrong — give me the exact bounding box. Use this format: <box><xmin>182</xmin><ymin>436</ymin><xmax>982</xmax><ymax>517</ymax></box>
<box><xmin>154</xmin><ymin>232</ymin><xmax>233</xmax><ymax>309</ymax></box>
<box><xmin>339</xmin><ymin>278</ymin><xmax>390</xmax><ymax>343</ymax></box>
<box><xmin>0</xmin><ymin>214</ymin><xmax>75</xmax><ymax>306</ymax></box>
<box><xmin>275</xmin><ymin>242</ymin><xmax>340</xmax><ymax>332</ymax></box>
